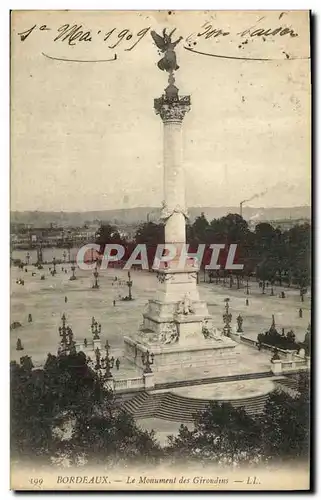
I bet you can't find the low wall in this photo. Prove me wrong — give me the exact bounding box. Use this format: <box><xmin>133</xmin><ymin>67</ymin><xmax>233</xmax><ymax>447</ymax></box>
<box><xmin>271</xmin><ymin>355</ymin><xmax>310</xmax><ymax>375</ymax></box>
<box><xmin>240</xmin><ymin>336</ymin><xmax>297</xmax><ymax>360</ymax></box>
<box><xmin>114</xmin><ymin>376</ymin><xmax>145</xmax><ymax>392</ymax></box>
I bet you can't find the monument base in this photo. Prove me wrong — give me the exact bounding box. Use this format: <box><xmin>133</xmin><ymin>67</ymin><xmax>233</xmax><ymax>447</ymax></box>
<box><xmin>124</xmin><ymin>334</ymin><xmax>237</xmax><ymax>373</ymax></box>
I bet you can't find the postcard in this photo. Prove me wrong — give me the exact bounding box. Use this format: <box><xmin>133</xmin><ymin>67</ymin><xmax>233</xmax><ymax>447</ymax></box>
<box><xmin>10</xmin><ymin>10</ymin><xmax>311</xmax><ymax>491</ymax></box>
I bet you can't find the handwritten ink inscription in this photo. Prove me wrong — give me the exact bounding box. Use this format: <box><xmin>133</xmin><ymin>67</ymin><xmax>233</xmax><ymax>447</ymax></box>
<box><xmin>18</xmin><ymin>23</ymin><xmax>150</xmax><ymax>50</ymax></box>
<box><xmin>16</xmin><ymin>14</ymin><xmax>304</xmax><ymax>63</ymax></box>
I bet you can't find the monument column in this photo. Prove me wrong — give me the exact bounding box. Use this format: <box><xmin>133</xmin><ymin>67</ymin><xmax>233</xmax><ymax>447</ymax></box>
<box><xmin>155</xmin><ymin>94</ymin><xmax>190</xmax><ymax>245</ymax></box>
<box><xmin>123</xmin><ymin>28</ymin><xmax>236</xmax><ymax>374</ymax></box>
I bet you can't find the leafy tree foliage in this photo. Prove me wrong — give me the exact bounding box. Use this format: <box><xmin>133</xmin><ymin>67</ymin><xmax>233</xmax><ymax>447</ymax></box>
<box><xmin>133</xmin><ymin>214</ymin><xmax>310</xmax><ymax>290</ymax></box>
<box><xmin>135</xmin><ymin>222</ymin><xmax>164</xmax><ymax>246</ymax></box>
<box><xmin>260</xmin><ymin>374</ymin><xmax>310</xmax><ymax>461</ymax></box>
<box><xmin>167</xmin><ymin>374</ymin><xmax>310</xmax><ymax>466</ymax></box>
<box><xmin>166</xmin><ymin>402</ymin><xmax>262</xmax><ymax>466</ymax></box>
<box><xmin>11</xmin><ymin>353</ymin><xmax>161</xmax><ymax>466</ymax></box>
<box><xmin>95</xmin><ymin>223</ymin><xmax>125</xmax><ymax>249</ymax></box>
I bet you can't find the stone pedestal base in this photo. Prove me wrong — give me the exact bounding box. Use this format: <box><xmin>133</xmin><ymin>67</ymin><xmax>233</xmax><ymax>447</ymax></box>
<box><xmin>124</xmin><ymin>334</ymin><xmax>237</xmax><ymax>373</ymax></box>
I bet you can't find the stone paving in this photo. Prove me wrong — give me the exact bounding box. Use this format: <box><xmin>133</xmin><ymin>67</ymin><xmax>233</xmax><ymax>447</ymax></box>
<box><xmin>10</xmin><ymin>264</ymin><xmax>311</xmax><ymax>373</ymax></box>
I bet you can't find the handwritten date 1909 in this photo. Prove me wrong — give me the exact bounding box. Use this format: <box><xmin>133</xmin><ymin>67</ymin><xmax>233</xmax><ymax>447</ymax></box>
<box><xmin>18</xmin><ymin>23</ymin><xmax>150</xmax><ymax>51</ymax></box>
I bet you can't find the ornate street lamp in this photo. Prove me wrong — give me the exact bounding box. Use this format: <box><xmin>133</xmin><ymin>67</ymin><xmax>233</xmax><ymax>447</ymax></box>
<box><xmin>95</xmin><ymin>343</ymin><xmax>115</xmax><ymax>379</ymax></box>
<box><xmin>92</xmin><ymin>265</ymin><xmax>99</xmax><ymax>289</ymax></box>
<box><xmin>126</xmin><ymin>271</ymin><xmax>133</xmax><ymax>300</ymax></box>
<box><xmin>223</xmin><ymin>298</ymin><xmax>232</xmax><ymax>337</ymax></box>
<box><xmin>66</xmin><ymin>325</ymin><xmax>76</xmax><ymax>354</ymax></box>
<box><xmin>52</xmin><ymin>257</ymin><xmax>57</xmax><ymax>275</ymax></box>
<box><xmin>70</xmin><ymin>261</ymin><xmax>77</xmax><ymax>280</ymax></box>
<box><xmin>59</xmin><ymin>313</ymin><xmax>69</xmax><ymax>353</ymax></box>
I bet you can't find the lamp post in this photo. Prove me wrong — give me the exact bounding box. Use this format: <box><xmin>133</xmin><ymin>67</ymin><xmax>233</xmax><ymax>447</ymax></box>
<box><xmin>223</xmin><ymin>298</ymin><xmax>232</xmax><ymax>337</ymax></box>
<box><xmin>37</xmin><ymin>243</ymin><xmax>43</xmax><ymax>267</ymax></box>
<box><xmin>246</xmin><ymin>278</ymin><xmax>250</xmax><ymax>295</ymax></box>
<box><xmin>66</xmin><ymin>325</ymin><xmax>76</xmax><ymax>354</ymax></box>
<box><xmin>70</xmin><ymin>261</ymin><xmax>77</xmax><ymax>280</ymax></box>
<box><xmin>126</xmin><ymin>271</ymin><xmax>133</xmax><ymax>300</ymax></box>
<box><xmin>92</xmin><ymin>265</ymin><xmax>99</xmax><ymax>289</ymax></box>
<box><xmin>141</xmin><ymin>350</ymin><xmax>155</xmax><ymax>373</ymax></box>
<box><xmin>26</xmin><ymin>252</ymin><xmax>30</xmax><ymax>266</ymax></box>
<box><xmin>95</xmin><ymin>343</ymin><xmax>115</xmax><ymax>378</ymax></box>
<box><xmin>103</xmin><ymin>340</ymin><xmax>115</xmax><ymax>378</ymax></box>
<box><xmin>52</xmin><ymin>257</ymin><xmax>57</xmax><ymax>275</ymax></box>
<box><xmin>59</xmin><ymin>313</ymin><xmax>69</xmax><ymax>353</ymax></box>
<box><xmin>63</xmin><ymin>250</ymin><xmax>66</xmax><ymax>263</ymax></box>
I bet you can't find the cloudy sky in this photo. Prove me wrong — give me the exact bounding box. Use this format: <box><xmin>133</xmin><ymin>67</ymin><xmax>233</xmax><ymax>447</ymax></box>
<box><xmin>11</xmin><ymin>10</ymin><xmax>310</xmax><ymax>211</ymax></box>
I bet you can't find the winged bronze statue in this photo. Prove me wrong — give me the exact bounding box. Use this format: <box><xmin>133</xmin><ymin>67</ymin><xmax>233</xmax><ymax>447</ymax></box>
<box><xmin>151</xmin><ymin>28</ymin><xmax>183</xmax><ymax>73</ymax></box>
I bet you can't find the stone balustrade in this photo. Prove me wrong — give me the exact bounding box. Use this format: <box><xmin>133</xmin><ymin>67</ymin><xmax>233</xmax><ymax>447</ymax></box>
<box><xmin>271</xmin><ymin>355</ymin><xmax>310</xmax><ymax>375</ymax></box>
<box><xmin>110</xmin><ymin>372</ymin><xmax>155</xmax><ymax>393</ymax></box>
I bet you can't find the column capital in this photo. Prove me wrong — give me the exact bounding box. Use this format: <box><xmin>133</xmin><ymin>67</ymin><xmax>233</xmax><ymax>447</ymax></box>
<box><xmin>154</xmin><ymin>94</ymin><xmax>191</xmax><ymax>123</ymax></box>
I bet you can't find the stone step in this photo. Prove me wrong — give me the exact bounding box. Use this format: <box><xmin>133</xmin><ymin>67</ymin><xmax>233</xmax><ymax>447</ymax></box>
<box><xmin>154</xmin><ymin>371</ymin><xmax>273</xmax><ymax>391</ymax></box>
<box><xmin>122</xmin><ymin>389</ymin><xmax>270</xmax><ymax>422</ymax></box>
<box><xmin>120</xmin><ymin>391</ymin><xmax>149</xmax><ymax>414</ymax></box>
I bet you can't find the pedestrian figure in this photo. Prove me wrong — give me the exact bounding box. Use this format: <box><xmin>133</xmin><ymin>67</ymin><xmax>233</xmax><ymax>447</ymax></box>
<box><xmin>49</xmin><ymin>267</ymin><xmax>51</xmax><ymax>271</ymax></box>
<box><xmin>65</xmin><ymin>269</ymin><xmax>67</xmax><ymax>274</ymax></box>
<box><xmin>281</xmin><ymin>328</ymin><xmax>285</xmax><ymax>336</ymax></box>
<box><xmin>299</xmin><ymin>308</ymin><xmax>303</xmax><ymax>318</ymax></box>
<box><xmin>113</xmin><ymin>300</ymin><xmax>116</xmax><ymax>307</ymax></box>
<box><xmin>281</xmin><ymin>291</ymin><xmax>285</xmax><ymax>299</ymax></box>
<box><xmin>16</xmin><ymin>338</ymin><xmax>24</xmax><ymax>351</ymax></box>
<box><xmin>65</xmin><ymin>296</ymin><xmax>68</xmax><ymax>303</ymax></box>
<box><xmin>246</xmin><ymin>298</ymin><xmax>249</xmax><ymax>306</ymax></box>
<box><xmin>62</xmin><ymin>267</ymin><xmax>64</xmax><ymax>271</ymax></box>
<box><xmin>25</xmin><ymin>268</ymin><xmax>28</xmax><ymax>273</ymax></box>
<box><xmin>84</xmin><ymin>338</ymin><xmax>88</xmax><ymax>348</ymax></box>
<box><xmin>115</xmin><ymin>358</ymin><xmax>120</xmax><ymax>371</ymax></box>
<box><xmin>28</xmin><ymin>313</ymin><xmax>32</xmax><ymax>323</ymax></box>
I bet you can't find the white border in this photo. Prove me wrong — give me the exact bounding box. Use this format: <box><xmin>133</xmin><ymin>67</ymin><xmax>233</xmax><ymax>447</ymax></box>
<box><xmin>2</xmin><ymin>2</ymin><xmax>318</xmax><ymax>499</ymax></box>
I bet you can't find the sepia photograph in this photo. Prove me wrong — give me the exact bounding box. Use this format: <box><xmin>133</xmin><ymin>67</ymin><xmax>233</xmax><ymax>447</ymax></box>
<box><xmin>10</xmin><ymin>9</ymin><xmax>311</xmax><ymax>491</ymax></box>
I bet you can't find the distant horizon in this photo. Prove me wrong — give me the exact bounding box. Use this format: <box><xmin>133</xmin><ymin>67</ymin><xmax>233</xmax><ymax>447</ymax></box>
<box><xmin>11</xmin><ymin>203</ymin><xmax>312</xmax><ymax>214</ymax></box>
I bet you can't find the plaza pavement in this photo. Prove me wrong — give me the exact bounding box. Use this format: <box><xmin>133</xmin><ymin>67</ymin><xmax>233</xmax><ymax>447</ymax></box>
<box><xmin>10</xmin><ymin>264</ymin><xmax>310</xmax><ymax>373</ymax></box>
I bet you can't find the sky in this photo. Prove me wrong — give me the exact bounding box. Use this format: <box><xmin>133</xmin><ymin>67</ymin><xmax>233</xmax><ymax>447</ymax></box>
<box><xmin>11</xmin><ymin>10</ymin><xmax>311</xmax><ymax>211</ymax></box>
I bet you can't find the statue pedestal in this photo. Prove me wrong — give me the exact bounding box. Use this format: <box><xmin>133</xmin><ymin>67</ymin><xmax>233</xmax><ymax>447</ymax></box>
<box><xmin>123</xmin><ymin>269</ymin><xmax>237</xmax><ymax>377</ymax></box>
<box><xmin>124</xmin><ymin>334</ymin><xmax>237</xmax><ymax>373</ymax></box>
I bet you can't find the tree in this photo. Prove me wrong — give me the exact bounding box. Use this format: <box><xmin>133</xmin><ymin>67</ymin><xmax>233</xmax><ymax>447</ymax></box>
<box><xmin>95</xmin><ymin>224</ymin><xmax>125</xmax><ymax>249</ymax></box>
<box><xmin>11</xmin><ymin>353</ymin><xmax>161</xmax><ymax>466</ymax></box>
<box><xmin>260</xmin><ymin>381</ymin><xmax>310</xmax><ymax>461</ymax></box>
<box><xmin>167</xmin><ymin>402</ymin><xmax>262</xmax><ymax>466</ymax></box>
<box><xmin>134</xmin><ymin>222</ymin><xmax>164</xmax><ymax>246</ymax></box>
<box><xmin>190</xmin><ymin>212</ymin><xmax>209</xmax><ymax>244</ymax></box>
<box><xmin>68</xmin><ymin>409</ymin><xmax>161</xmax><ymax>466</ymax></box>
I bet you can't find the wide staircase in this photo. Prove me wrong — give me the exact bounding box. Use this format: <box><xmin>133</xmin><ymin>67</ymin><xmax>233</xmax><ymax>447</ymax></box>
<box><xmin>119</xmin><ymin>389</ymin><xmax>270</xmax><ymax>423</ymax></box>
